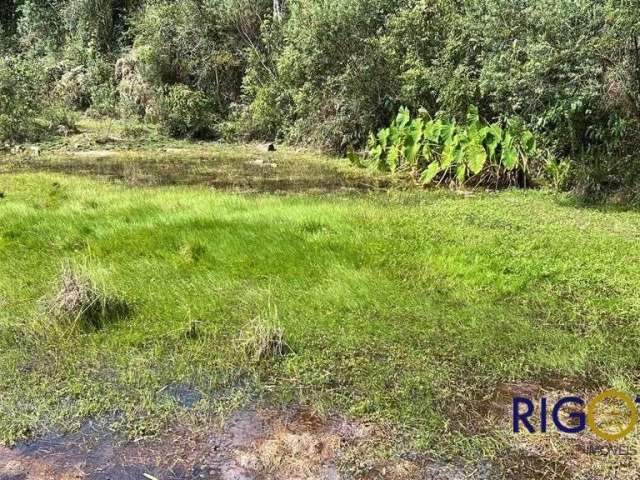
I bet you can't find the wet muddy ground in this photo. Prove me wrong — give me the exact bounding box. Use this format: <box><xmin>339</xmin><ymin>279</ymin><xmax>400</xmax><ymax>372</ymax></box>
<box><xmin>1</xmin><ymin>381</ymin><xmax>633</xmax><ymax>480</ymax></box>
<box><xmin>0</xmin><ymin>404</ymin><xmax>479</xmax><ymax>480</ymax></box>
<box><xmin>0</xmin><ymin>149</ymin><xmax>391</xmax><ymax>193</ymax></box>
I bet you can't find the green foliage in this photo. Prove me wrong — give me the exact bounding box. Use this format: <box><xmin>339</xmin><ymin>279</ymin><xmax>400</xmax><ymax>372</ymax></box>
<box><xmin>50</xmin><ymin>44</ymin><xmax>116</xmax><ymax>113</ymax></box>
<box><xmin>0</xmin><ymin>55</ymin><xmax>80</xmax><ymax>142</ymax></box>
<box><xmin>239</xmin><ymin>0</ymin><xmax>640</xmax><ymax>191</ymax></box>
<box><xmin>544</xmin><ymin>156</ymin><xmax>572</xmax><ymax>191</ymax></box>
<box><xmin>62</xmin><ymin>0</ymin><xmax>132</xmax><ymax>54</ymax></box>
<box><xmin>3</xmin><ymin>169</ymin><xmax>640</xmax><ymax>455</ymax></box>
<box><xmin>17</xmin><ymin>0</ymin><xmax>67</xmax><ymax>52</ymax></box>
<box><xmin>42</xmin><ymin>104</ymin><xmax>79</xmax><ymax>133</ymax></box>
<box><xmin>0</xmin><ymin>55</ymin><xmax>43</xmax><ymax>141</ymax></box>
<box><xmin>3</xmin><ymin>0</ymin><xmax>640</xmax><ymax>193</ymax></box>
<box><xmin>241</xmin><ymin>0</ymin><xmax>401</xmax><ymax>151</ymax></box>
<box><xmin>133</xmin><ymin>0</ymin><xmax>270</xmax><ymax>122</ymax></box>
<box><xmin>156</xmin><ymin>84</ymin><xmax>217</xmax><ymax>138</ymax></box>
<box><xmin>364</xmin><ymin>106</ymin><xmax>540</xmax><ymax>187</ymax></box>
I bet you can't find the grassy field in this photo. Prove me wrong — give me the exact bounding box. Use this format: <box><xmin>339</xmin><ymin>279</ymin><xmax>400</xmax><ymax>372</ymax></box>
<box><xmin>2</xmin><ymin>124</ymin><xmax>640</xmax><ymax>477</ymax></box>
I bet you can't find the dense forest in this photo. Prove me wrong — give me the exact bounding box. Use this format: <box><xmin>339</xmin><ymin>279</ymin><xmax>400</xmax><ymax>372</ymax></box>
<box><xmin>1</xmin><ymin>0</ymin><xmax>639</xmax><ymax>196</ymax></box>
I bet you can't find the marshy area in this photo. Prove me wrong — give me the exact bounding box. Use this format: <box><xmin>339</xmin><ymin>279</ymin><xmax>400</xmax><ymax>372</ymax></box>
<box><xmin>2</xmin><ymin>120</ymin><xmax>640</xmax><ymax>479</ymax></box>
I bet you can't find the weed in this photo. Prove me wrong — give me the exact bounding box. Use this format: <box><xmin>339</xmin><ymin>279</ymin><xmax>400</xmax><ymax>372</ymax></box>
<box><xmin>240</xmin><ymin>309</ymin><xmax>292</xmax><ymax>362</ymax></box>
<box><xmin>47</xmin><ymin>264</ymin><xmax>130</xmax><ymax>330</ymax></box>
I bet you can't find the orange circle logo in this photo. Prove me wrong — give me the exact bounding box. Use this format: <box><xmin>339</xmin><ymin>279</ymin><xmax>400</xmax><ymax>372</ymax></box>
<box><xmin>586</xmin><ymin>389</ymin><xmax>638</xmax><ymax>441</ymax></box>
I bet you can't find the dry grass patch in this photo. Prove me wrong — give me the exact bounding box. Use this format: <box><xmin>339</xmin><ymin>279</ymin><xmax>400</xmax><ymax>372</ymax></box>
<box><xmin>47</xmin><ymin>264</ymin><xmax>130</xmax><ymax>330</ymax></box>
<box><xmin>239</xmin><ymin>312</ymin><xmax>292</xmax><ymax>362</ymax></box>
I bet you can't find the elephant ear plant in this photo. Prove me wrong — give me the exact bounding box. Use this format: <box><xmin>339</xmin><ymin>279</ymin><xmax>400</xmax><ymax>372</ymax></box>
<box><xmin>358</xmin><ymin>106</ymin><xmax>541</xmax><ymax>188</ymax></box>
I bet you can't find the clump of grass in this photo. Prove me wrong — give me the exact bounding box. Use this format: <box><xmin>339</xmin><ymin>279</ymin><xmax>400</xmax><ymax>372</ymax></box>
<box><xmin>240</xmin><ymin>312</ymin><xmax>292</xmax><ymax>362</ymax></box>
<box><xmin>180</xmin><ymin>240</ymin><xmax>206</xmax><ymax>263</ymax></box>
<box><xmin>46</xmin><ymin>182</ymin><xmax>68</xmax><ymax>207</ymax></box>
<box><xmin>48</xmin><ymin>264</ymin><xmax>130</xmax><ymax>330</ymax></box>
<box><xmin>183</xmin><ymin>320</ymin><xmax>200</xmax><ymax>339</ymax></box>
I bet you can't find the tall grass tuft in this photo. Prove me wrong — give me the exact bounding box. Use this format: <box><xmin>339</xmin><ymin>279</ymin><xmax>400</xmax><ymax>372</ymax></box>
<box><xmin>240</xmin><ymin>306</ymin><xmax>292</xmax><ymax>362</ymax></box>
<box><xmin>47</xmin><ymin>263</ymin><xmax>130</xmax><ymax>330</ymax></box>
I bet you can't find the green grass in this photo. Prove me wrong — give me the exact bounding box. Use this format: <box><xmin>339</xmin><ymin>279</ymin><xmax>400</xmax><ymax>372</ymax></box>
<box><xmin>1</xmin><ymin>145</ymin><xmax>640</xmax><ymax>462</ymax></box>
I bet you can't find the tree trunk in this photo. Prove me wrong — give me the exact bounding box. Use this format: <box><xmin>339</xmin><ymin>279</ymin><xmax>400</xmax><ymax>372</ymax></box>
<box><xmin>273</xmin><ymin>0</ymin><xmax>283</xmax><ymax>21</ymax></box>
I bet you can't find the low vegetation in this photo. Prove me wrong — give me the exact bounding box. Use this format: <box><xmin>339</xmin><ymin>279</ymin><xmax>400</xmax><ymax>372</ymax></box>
<box><xmin>355</xmin><ymin>106</ymin><xmax>539</xmax><ymax>187</ymax></box>
<box><xmin>1</xmin><ymin>0</ymin><xmax>640</xmax><ymax>476</ymax></box>
<box><xmin>1</xmin><ymin>135</ymin><xmax>640</xmax><ymax>477</ymax></box>
<box><xmin>240</xmin><ymin>310</ymin><xmax>292</xmax><ymax>362</ymax></box>
<box><xmin>47</xmin><ymin>263</ymin><xmax>130</xmax><ymax>330</ymax></box>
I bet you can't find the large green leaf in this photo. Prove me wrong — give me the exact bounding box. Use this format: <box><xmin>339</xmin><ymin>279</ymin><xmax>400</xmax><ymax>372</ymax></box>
<box><xmin>521</xmin><ymin>130</ymin><xmax>536</xmax><ymax>155</ymax></box>
<box><xmin>404</xmin><ymin>118</ymin><xmax>424</xmax><ymax>166</ymax></box>
<box><xmin>420</xmin><ymin>161</ymin><xmax>441</xmax><ymax>184</ymax></box>
<box><xmin>405</xmin><ymin>142</ymin><xmax>421</xmax><ymax>166</ymax></box>
<box><xmin>466</xmin><ymin>141</ymin><xmax>487</xmax><ymax>174</ymax></box>
<box><xmin>422</xmin><ymin>141</ymin><xmax>434</xmax><ymax>162</ymax></box>
<box><xmin>484</xmin><ymin>123</ymin><xmax>502</xmax><ymax>160</ymax></box>
<box><xmin>395</xmin><ymin>106</ymin><xmax>410</xmax><ymax>129</ymax></box>
<box><xmin>408</xmin><ymin>118</ymin><xmax>423</xmax><ymax>144</ymax></box>
<box><xmin>441</xmin><ymin>140</ymin><xmax>455</xmax><ymax>168</ymax></box>
<box><xmin>501</xmin><ymin>146</ymin><xmax>518</xmax><ymax>169</ymax></box>
<box><xmin>387</xmin><ymin>144</ymin><xmax>400</xmax><ymax>172</ymax></box>
<box><xmin>502</xmin><ymin>131</ymin><xmax>514</xmax><ymax>155</ymax></box>
<box><xmin>377</xmin><ymin>128</ymin><xmax>390</xmax><ymax>151</ymax></box>
<box><xmin>424</xmin><ymin>119</ymin><xmax>442</xmax><ymax>143</ymax></box>
<box><xmin>441</xmin><ymin>121</ymin><xmax>455</xmax><ymax>143</ymax></box>
<box><xmin>466</xmin><ymin>105</ymin><xmax>481</xmax><ymax>134</ymax></box>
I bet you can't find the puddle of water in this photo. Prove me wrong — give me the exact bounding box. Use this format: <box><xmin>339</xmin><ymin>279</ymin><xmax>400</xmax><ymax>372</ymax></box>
<box><xmin>161</xmin><ymin>384</ymin><xmax>203</xmax><ymax>409</ymax></box>
<box><xmin>1</xmin><ymin>154</ymin><xmax>390</xmax><ymax>193</ymax></box>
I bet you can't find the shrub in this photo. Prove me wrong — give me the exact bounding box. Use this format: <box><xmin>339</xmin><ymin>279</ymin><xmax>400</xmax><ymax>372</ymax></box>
<box><xmin>240</xmin><ymin>0</ymin><xmax>401</xmax><ymax>152</ymax></box>
<box><xmin>42</xmin><ymin>104</ymin><xmax>79</xmax><ymax>134</ymax></box>
<box><xmin>115</xmin><ymin>49</ymin><xmax>154</xmax><ymax>118</ymax></box>
<box><xmin>133</xmin><ymin>0</ymin><xmax>269</xmax><ymax>125</ymax></box>
<box><xmin>156</xmin><ymin>84</ymin><xmax>217</xmax><ymax>138</ymax></box>
<box><xmin>52</xmin><ymin>49</ymin><xmax>114</xmax><ymax>112</ymax></box>
<box><xmin>0</xmin><ymin>55</ymin><xmax>44</xmax><ymax>142</ymax></box>
<box><xmin>5</xmin><ymin>0</ymin><xmax>640</xmax><ymax>194</ymax></box>
<box><xmin>87</xmin><ymin>82</ymin><xmax>118</xmax><ymax>117</ymax></box>
<box><xmin>360</xmin><ymin>106</ymin><xmax>541</xmax><ymax>187</ymax></box>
